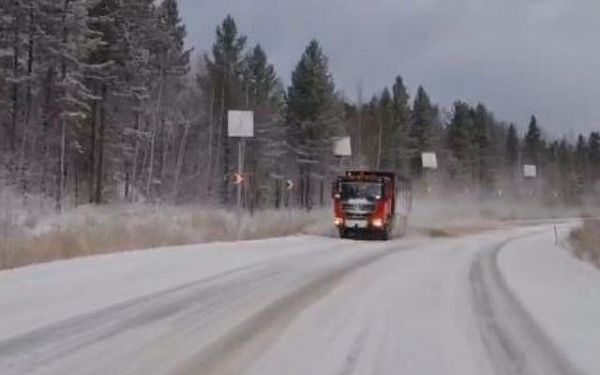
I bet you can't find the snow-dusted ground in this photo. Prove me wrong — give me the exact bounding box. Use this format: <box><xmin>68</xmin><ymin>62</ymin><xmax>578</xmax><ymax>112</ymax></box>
<box><xmin>0</xmin><ymin>224</ymin><xmax>598</xmax><ymax>374</ymax></box>
<box><xmin>499</xmin><ymin>224</ymin><xmax>600</xmax><ymax>375</ymax></box>
<box><xmin>0</xmin><ymin>236</ymin><xmax>335</xmax><ymax>340</ymax></box>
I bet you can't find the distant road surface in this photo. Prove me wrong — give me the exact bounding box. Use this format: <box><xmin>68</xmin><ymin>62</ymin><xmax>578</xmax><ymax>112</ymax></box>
<box><xmin>0</xmin><ymin>224</ymin><xmax>598</xmax><ymax>375</ymax></box>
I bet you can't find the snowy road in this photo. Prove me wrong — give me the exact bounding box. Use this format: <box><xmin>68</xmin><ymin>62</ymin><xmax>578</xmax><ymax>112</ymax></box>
<box><xmin>0</xmin><ymin>225</ymin><xmax>598</xmax><ymax>375</ymax></box>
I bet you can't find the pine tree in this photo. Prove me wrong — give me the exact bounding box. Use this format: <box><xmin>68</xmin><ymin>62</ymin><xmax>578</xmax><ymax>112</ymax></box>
<box><xmin>575</xmin><ymin>134</ymin><xmax>588</xmax><ymax>179</ymax></box>
<box><xmin>85</xmin><ymin>0</ymin><xmax>158</xmax><ymax>203</ymax></box>
<box><xmin>588</xmin><ymin>132</ymin><xmax>600</xmax><ymax>185</ymax></box>
<box><xmin>204</xmin><ymin>15</ymin><xmax>247</xmax><ymax>204</ymax></box>
<box><xmin>241</xmin><ymin>43</ymin><xmax>284</xmax><ymax>209</ymax></box>
<box><xmin>409</xmin><ymin>86</ymin><xmax>436</xmax><ymax>177</ymax></box>
<box><xmin>287</xmin><ymin>39</ymin><xmax>341</xmax><ymax>207</ymax></box>
<box><xmin>447</xmin><ymin>101</ymin><xmax>474</xmax><ymax>179</ymax></box>
<box><xmin>505</xmin><ymin>123</ymin><xmax>519</xmax><ymax>172</ymax></box>
<box><xmin>375</xmin><ymin>88</ymin><xmax>394</xmax><ymax>170</ymax></box>
<box><xmin>242</xmin><ymin>44</ymin><xmax>279</xmax><ymax>109</ymax></box>
<box><xmin>523</xmin><ymin>115</ymin><xmax>542</xmax><ymax>166</ymax></box>
<box><xmin>32</xmin><ymin>0</ymin><xmax>98</xmax><ymax>209</ymax></box>
<box><xmin>391</xmin><ymin>75</ymin><xmax>411</xmax><ymax>175</ymax></box>
<box><xmin>287</xmin><ymin>40</ymin><xmax>336</xmax><ymax>124</ymax></box>
<box><xmin>472</xmin><ymin>103</ymin><xmax>492</xmax><ymax>185</ymax></box>
<box><xmin>150</xmin><ymin>0</ymin><xmax>192</xmax><ymax>200</ymax></box>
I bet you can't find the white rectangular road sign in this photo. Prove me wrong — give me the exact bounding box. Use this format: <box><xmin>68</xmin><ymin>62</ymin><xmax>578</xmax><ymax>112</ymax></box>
<box><xmin>524</xmin><ymin>164</ymin><xmax>537</xmax><ymax>178</ymax></box>
<box><xmin>333</xmin><ymin>137</ymin><xmax>352</xmax><ymax>157</ymax></box>
<box><xmin>228</xmin><ymin>110</ymin><xmax>254</xmax><ymax>137</ymax></box>
<box><xmin>421</xmin><ymin>152</ymin><xmax>438</xmax><ymax>169</ymax></box>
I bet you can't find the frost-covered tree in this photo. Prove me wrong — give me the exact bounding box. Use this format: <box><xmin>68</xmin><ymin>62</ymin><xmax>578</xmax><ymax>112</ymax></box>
<box><xmin>287</xmin><ymin>39</ymin><xmax>342</xmax><ymax>207</ymax></box>
<box><xmin>203</xmin><ymin>15</ymin><xmax>247</xmax><ymax>204</ymax></box>
<box><xmin>505</xmin><ymin>123</ymin><xmax>519</xmax><ymax>173</ymax></box>
<box><xmin>523</xmin><ymin>115</ymin><xmax>542</xmax><ymax>166</ymax></box>
<box><xmin>391</xmin><ymin>76</ymin><xmax>411</xmax><ymax>176</ymax></box>
<box><xmin>241</xmin><ymin>44</ymin><xmax>285</xmax><ymax>209</ymax></box>
<box><xmin>1</xmin><ymin>5</ymin><xmax>600</xmax><ymax>210</ymax></box>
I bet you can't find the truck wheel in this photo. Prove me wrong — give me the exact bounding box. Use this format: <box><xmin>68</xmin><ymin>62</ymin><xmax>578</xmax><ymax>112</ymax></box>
<box><xmin>380</xmin><ymin>227</ymin><xmax>390</xmax><ymax>241</ymax></box>
<box><xmin>338</xmin><ymin>228</ymin><xmax>347</xmax><ymax>239</ymax></box>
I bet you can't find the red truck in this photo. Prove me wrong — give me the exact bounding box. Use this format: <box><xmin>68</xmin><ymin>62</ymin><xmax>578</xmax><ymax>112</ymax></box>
<box><xmin>332</xmin><ymin>171</ymin><xmax>411</xmax><ymax>240</ymax></box>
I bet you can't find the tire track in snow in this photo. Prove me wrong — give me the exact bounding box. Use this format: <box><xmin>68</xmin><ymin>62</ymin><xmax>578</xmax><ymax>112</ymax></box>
<box><xmin>173</xmin><ymin>242</ymin><xmax>415</xmax><ymax>375</ymax></box>
<box><xmin>0</xmin><ymin>244</ymin><xmax>353</xmax><ymax>374</ymax></box>
<box><xmin>470</xmin><ymin>236</ymin><xmax>583</xmax><ymax>375</ymax></box>
<box><xmin>0</xmin><ymin>262</ymin><xmax>282</xmax><ymax>374</ymax></box>
<box><xmin>337</xmin><ymin>327</ymin><xmax>369</xmax><ymax>375</ymax></box>
<box><xmin>0</xmin><ymin>239</ymin><xmax>417</xmax><ymax>375</ymax></box>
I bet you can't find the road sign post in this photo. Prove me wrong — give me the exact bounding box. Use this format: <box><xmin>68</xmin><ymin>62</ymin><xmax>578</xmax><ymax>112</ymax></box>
<box><xmin>228</xmin><ymin>111</ymin><xmax>254</xmax><ymax>209</ymax></box>
<box><xmin>237</xmin><ymin>140</ymin><xmax>245</xmax><ymax>208</ymax></box>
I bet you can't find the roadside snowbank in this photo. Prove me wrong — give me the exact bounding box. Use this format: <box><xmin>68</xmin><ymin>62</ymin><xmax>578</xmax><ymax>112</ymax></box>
<box><xmin>498</xmin><ymin>226</ymin><xmax>600</xmax><ymax>374</ymax></box>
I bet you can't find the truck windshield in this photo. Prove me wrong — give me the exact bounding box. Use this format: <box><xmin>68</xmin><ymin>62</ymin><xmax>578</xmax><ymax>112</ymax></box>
<box><xmin>340</xmin><ymin>182</ymin><xmax>383</xmax><ymax>201</ymax></box>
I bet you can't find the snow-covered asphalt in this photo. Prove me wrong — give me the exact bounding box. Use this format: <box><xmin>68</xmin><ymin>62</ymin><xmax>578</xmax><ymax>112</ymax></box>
<box><xmin>0</xmin><ymin>224</ymin><xmax>598</xmax><ymax>375</ymax></box>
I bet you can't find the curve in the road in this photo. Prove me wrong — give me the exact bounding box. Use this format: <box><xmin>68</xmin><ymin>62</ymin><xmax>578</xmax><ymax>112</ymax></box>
<box><xmin>469</xmin><ymin>236</ymin><xmax>584</xmax><ymax>375</ymax></box>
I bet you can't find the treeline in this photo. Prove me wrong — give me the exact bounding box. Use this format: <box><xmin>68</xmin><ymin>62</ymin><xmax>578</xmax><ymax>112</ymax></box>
<box><xmin>350</xmin><ymin>89</ymin><xmax>600</xmax><ymax>203</ymax></box>
<box><xmin>0</xmin><ymin>0</ymin><xmax>192</xmax><ymax>209</ymax></box>
<box><xmin>0</xmin><ymin>3</ymin><xmax>598</xmax><ymax>210</ymax></box>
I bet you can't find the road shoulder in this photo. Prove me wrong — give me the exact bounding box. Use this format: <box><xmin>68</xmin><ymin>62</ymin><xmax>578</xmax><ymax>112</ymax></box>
<box><xmin>497</xmin><ymin>227</ymin><xmax>600</xmax><ymax>374</ymax></box>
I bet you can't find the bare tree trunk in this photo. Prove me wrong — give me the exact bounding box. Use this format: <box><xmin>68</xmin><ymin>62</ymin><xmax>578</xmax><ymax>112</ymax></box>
<box><xmin>57</xmin><ymin>117</ymin><xmax>66</xmax><ymax>211</ymax></box>
<box><xmin>57</xmin><ymin>0</ymin><xmax>71</xmax><ymax>211</ymax></box>
<box><xmin>89</xmin><ymin>93</ymin><xmax>97</xmax><ymax>203</ymax></box>
<box><xmin>74</xmin><ymin>167</ymin><xmax>79</xmax><ymax>206</ymax></box>
<box><xmin>130</xmin><ymin>96</ymin><xmax>143</xmax><ymax>201</ymax></box>
<box><xmin>10</xmin><ymin>4</ymin><xmax>21</xmax><ymax>153</ymax></box>
<box><xmin>94</xmin><ymin>84</ymin><xmax>107</xmax><ymax>204</ymax></box>
<box><xmin>146</xmin><ymin>70</ymin><xmax>165</xmax><ymax>198</ymax></box>
<box><xmin>17</xmin><ymin>5</ymin><xmax>34</xmax><ymax>192</ymax></box>
<box><xmin>159</xmin><ymin>118</ymin><xmax>168</xmax><ymax>196</ymax></box>
<box><xmin>173</xmin><ymin>123</ymin><xmax>189</xmax><ymax>201</ymax></box>
<box><xmin>216</xmin><ymin>78</ymin><xmax>226</xmax><ymax>204</ymax></box>
<box><xmin>202</xmin><ymin>84</ymin><xmax>216</xmax><ymax>198</ymax></box>
<box><xmin>40</xmin><ymin>68</ymin><xmax>53</xmax><ymax>196</ymax></box>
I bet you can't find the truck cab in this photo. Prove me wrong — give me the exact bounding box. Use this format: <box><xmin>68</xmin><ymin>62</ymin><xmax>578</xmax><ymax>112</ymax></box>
<box><xmin>332</xmin><ymin>171</ymin><xmax>411</xmax><ymax>240</ymax></box>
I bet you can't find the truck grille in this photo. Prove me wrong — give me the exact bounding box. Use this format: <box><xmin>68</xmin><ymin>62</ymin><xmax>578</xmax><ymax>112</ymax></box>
<box><xmin>345</xmin><ymin>213</ymin><xmax>370</xmax><ymax>220</ymax></box>
<box><xmin>342</xmin><ymin>203</ymin><xmax>375</xmax><ymax>214</ymax></box>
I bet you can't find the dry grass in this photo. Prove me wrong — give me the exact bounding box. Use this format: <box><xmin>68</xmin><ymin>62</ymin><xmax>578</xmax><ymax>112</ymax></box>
<box><xmin>0</xmin><ymin>205</ymin><xmax>331</xmax><ymax>271</ymax></box>
<box><xmin>569</xmin><ymin>219</ymin><xmax>600</xmax><ymax>268</ymax></box>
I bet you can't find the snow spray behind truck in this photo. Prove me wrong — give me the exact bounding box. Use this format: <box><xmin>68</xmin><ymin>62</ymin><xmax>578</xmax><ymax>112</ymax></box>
<box><xmin>332</xmin><ymin>171</ymin><xmax>412</xmax><ymax>240</ymax></box>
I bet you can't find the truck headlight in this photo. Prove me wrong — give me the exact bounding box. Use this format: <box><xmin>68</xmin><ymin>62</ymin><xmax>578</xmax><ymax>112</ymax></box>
<box><xmin>372</xmin><ymin>218</ymin><xmax>384</xmax><ymax>227</ymax></box>
<box><xmin>334</xmin><ymin>217</ymin><xmax>343</xmax><ymax>226</ymax></box>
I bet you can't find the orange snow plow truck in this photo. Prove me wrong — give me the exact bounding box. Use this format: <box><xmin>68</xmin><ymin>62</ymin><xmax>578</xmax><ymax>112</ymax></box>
<box><xmin>332</xmin><ymin>171</ymin><xmax>412</xmax><ymax>240</ymax></box>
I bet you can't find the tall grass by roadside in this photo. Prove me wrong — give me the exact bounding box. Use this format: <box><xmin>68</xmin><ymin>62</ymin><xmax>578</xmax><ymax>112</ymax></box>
<box><xmin>0</xmin><ymin>204</ymin><xmax>331</xmax><ymax>271</ymax></box>
<box><xmin>569</xmin><ymin>219</ymin><xmax>600</xmax><ymax>268</ymax></box>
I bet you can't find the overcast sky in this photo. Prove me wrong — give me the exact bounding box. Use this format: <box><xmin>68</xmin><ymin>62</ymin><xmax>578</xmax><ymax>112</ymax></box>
<box><xmin>179</xmin><ymin>0</ymin><xmax>599</xmax><ymax>136</ymax></box>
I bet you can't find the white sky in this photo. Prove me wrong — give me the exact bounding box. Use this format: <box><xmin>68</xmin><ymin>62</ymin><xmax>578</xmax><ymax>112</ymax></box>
<box><xmin>179</xmin><ymin>0</ymin><xmax>600</xmax><ymax>136</ymax></box>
